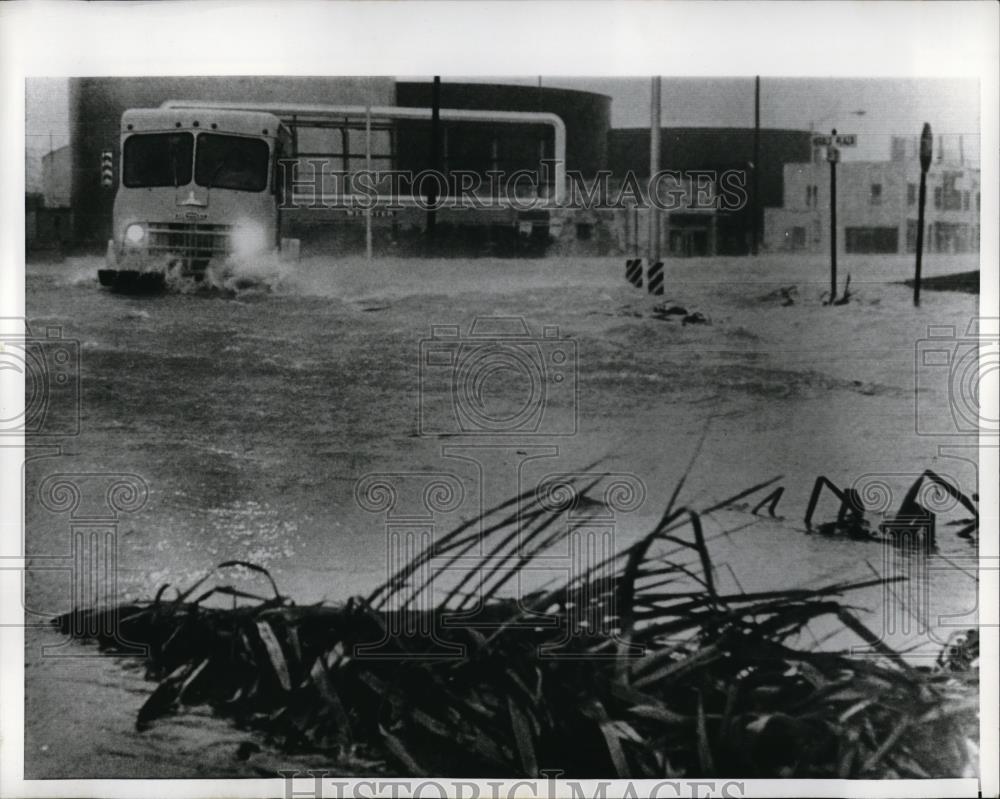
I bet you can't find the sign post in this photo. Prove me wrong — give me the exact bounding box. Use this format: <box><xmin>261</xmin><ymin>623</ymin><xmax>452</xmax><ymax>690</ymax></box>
<box><xmin>914</xmin><ymin>123</ymin><xmax>933</xmax><ymax>307</ymax></box>
<box><xmin>812</xmin><ymin>131</ymin><xmax>857</xmax><ymax>304</ymax></box>
<box><xmin>827</xmin><ymin>129</ymin><xmax>840</xmax><ymax>303</ymax></box>
<box><xmin>427</xmin><ymin>76</ymin><xmax>441</xmax><ymax>242</ymax></box>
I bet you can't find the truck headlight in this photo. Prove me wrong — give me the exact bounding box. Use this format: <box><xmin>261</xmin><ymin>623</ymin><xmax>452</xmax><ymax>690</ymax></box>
<box><xmin>124</xmin><ymin>223</ymin><xmax>146</xmax><ymax>245</ymax></box>
<box><xmin>232</xmin><ymin>223</ymin><xmax>267</xmax><ymax>257</ymax></box>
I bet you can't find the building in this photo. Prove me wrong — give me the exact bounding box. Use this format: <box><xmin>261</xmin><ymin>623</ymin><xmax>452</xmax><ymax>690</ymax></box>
<box><xmin>608</xmin><ymin>128</ymin><xmax>813</xmax><ymax>255</ymax></box>
<box><xmin>26</xmin><ymin>146</ymin><xmax>74</xmax><ymax>253</ymax></box>
<box><xmin>25</xmin><ymin>191</ymin><xmax>73</xmax><ymax>253</ymax></box>
<box><xmin>395</xmin><ymin>82</ymin><xmax>610</xmax><ymax>178</ymax></box>
<box><xmin>42</xmin><ymin>145</ymin><xmax>72</xmax><ymax>208</ymax></box>
<box><xmin>764</xmin><ymin>158</ymin><xmax>980</xmax><ymax>254</ymax></box>
<box><xmin>890</xmin><ymin>134</ymin><xmax>976</xmax><ymax>168</ymax></box>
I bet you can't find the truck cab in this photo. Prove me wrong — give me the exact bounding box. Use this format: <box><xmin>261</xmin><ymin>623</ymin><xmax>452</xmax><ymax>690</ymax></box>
<box><xmin>100</xmin><ymin>108</ymin><xmax>294</xmax><ymax>290</ymax></box>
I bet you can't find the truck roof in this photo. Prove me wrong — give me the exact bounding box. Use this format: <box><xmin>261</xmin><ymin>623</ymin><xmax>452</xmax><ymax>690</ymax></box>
<box><xmin>121</xmin><ymin>108</ymin><xmax>284</xmax><ymax>138</ymax></box>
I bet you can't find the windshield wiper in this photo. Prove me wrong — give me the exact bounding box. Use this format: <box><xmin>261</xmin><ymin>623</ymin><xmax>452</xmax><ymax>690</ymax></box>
<box><xmin>169</xmin><ymin>140</ymin><xmax>182</xmax><ymax>189</ymax></box>
<box><xmin>206</xmin><ymin>159</ymin><xmax>229</xmax><ymax>191</ymax></box>
<box><xmin>203</xmin><ymin>152</ymin><xmax>236</xmax><ymax>202</ymax></box>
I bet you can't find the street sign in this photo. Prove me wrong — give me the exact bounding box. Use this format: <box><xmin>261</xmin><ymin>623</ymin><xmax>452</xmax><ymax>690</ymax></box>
<box><xmin>919</xmin><ymin>122</ymin><xmax>933</xmax><ymax>173</ymax></box>
<box><xmin>826</xmin><ymin>146</ymin><xmax>841</xmax><ymax>163</ymax></box>
<box><xmin>811</xmin><ymin>134</ymin><xmax>857</xmax><ymax>147</ymax></box>
<box><xmin>915</xmin><ymin>122</ymin><xmax>933</xmax><ymax>306</ymax></box>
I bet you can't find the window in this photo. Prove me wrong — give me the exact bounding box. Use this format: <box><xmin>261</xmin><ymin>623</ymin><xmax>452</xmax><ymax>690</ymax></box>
<box><xmin>942</xmin><ymin>171</ymin><xmax>963</xmax><ymax>210</ymax></box>
<box><xmin>870</xmin><ymin>184</ymin><xmax>882</xmax><ymax>205</ymax></box>
<box><xmin>845</xmin><ymin>226</ymin><xmax>899</xmax><ymax>254</ymax></box>
<box><xmin>934</xmin><ymin>186</ymin><xmax>943</xmax><ymax>210</ymax></box>
<box><xmin>906</xmin><ymin>219</ymin><xmax>937</xmax><ymax>253</ymax></box>
<box><xmin>963</xmin><ymin>191</ymin><xmax>970</xmax><ymax>211</ymax></box>
<box><xmin>123</xmin><ymin>133</ymin><xmax>194</xmax><ymax>188</ymax></box>
<box><xmin>195</xmin><ymin>134</ymin><xmax>270</xmax><ymax>192</ymax></box>
<box><xmin>785</xmin><ymin>226</ymin><xmax>806</xmax><ymax>250</ymax></box>
<box><xmin>907</xmin><ymin>183</ymin><xmax>917</xmax><ymax>206</ymax></box>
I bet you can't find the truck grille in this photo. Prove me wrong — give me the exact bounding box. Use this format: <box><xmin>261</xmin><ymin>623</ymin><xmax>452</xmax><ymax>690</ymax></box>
<box><xmin>146</xmin><ymin>222</ymin><xmax>232</xmax><ymax>273</ymax></box>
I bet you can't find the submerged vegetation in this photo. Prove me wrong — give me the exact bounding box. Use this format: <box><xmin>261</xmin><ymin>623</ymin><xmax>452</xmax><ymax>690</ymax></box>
<box><xmin>55</xmin><ymin>475</ymin><xmax>979</xmax><ymax>778</ymax></box>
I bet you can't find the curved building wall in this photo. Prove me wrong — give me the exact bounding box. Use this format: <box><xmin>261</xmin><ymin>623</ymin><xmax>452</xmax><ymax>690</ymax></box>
<box><xmin>395</xmin><ymin>82</ymin><xmax>611</xmax><ymax>177</ymax></box>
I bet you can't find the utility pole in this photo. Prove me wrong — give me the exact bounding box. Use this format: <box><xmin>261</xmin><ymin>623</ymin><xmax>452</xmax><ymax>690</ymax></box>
<box><xmin>427</xmin><ymin>76</ymin><xmax>441</xmax><ymax>242</ymax></box>
<box><xmin>364</xmin><ymin>85</ymin><xmax>373</xmax><ymax>260</ymax></box>
<box><xmin>648</xmin><ymin>76</ymin><xmax>661</xmax><ymax>264</ymax></box>
<box><xmin>751</xmin><ymin>76</ymin><xmax>760</xmax><ymax>255</ymax></box>
<box><xmin>914</xmin><ymin>122</ymin><xmax>933</xmax><ymax>307</ymax></box>
<box><xmin>537</xmin><ymin>76</ymin><xmax>545</xmax><ymax>199</ymax></box>
<box><xmin>828</xmin><ymin>128</ymin><xmax>839</xmax><ymax>303</ymax></box>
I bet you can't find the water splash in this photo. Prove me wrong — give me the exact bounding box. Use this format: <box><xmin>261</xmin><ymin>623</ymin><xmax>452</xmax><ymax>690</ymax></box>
<box><xmin>201</xmin><ymin>253</ymin><xmax>295</xmax><ymax>295</ymax></box>
<box><xmin>47</xmin><ymin>257</ymin><xmax>105</xmax><ymax>288</ymax></box>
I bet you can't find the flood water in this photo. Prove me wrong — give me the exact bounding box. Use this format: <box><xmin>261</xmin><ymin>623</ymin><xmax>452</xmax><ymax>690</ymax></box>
<box><xmin>21</xmin><ymin>252</ymin><xmax>981</xmax><ymax>777</ymax></box>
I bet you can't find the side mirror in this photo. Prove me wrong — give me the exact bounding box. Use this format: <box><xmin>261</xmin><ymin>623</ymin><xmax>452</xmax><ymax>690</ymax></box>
<box><xmin>101</xmin><ymin>150</ymin><xmax>114</xmax><ymax>188</ymax></box>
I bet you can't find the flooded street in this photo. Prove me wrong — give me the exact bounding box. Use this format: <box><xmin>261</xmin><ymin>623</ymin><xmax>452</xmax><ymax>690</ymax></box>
<box><xmin>24</xmin><ymin>252</ymin><xmax>980</xmax><ymax>777</ymax></box>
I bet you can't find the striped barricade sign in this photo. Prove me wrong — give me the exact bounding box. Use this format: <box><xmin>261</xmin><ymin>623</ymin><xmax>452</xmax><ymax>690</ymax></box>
<box><xmin>647</xmin><ymin>261</ymin><xmax>664</xmax><ymax>295</ymax></box>
<box><xmin>625</xmin><ymin>258</ymin><xmax>643</xmax><ymax>288</ymax></box>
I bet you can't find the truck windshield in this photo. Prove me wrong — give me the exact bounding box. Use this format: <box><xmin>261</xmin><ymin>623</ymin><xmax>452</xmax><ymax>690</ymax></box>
<box><xmin>195</xmin><ymin>134</ymin><xmax>270</xmax><ymax>192</ymax></box>
<box><xmin>122</xmin><ymin>133</ymin><xmax>194</xmax><ymax>188</ymax></box>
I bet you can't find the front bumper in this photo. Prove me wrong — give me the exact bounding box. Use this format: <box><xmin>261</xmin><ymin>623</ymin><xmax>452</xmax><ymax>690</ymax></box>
<box><xmin>101</xmin><ymin>239</ymin><xmax>168</xmax><ymax>292</ymax></box>
<box><xmin>97</xmin><ymin>268</ymin><xmax>167</xmax><ymax>293</ymax></box>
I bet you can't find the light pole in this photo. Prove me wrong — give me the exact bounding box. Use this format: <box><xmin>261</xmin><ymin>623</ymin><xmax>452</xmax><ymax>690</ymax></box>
<box><xmin>427</xmin><ymin>76</ymin><xmax>441</xmax><ymax>243</ymax></box>
<box><xmin>752</xmin><ymin>75</ymin><xmax>760</xmax><ymax>255</ymax></box>
<box><xmin>649</xmin><ymin>76</ymin><xmax>661</xmax><ymax>265</ymax></box>
<box><xmin>828</xmin><ymin>128</ymin><xmax>839</xmax><ymax>303</ymax></box>
<box><xmin>645</xmin><ymin>76</ymin><xmax>664</xmax><ymax>295</ymax></box>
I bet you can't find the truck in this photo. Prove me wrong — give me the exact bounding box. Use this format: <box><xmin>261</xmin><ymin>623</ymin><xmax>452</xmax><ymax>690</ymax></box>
<box><xmin>99</xmin><ymin>107</ymin><xmax>298</xmax><ymax>291</ymax></box>
<box><xmin>99</xmin><ymin>101</ymin><xmax>567</xmax><ymax>291</ymax></box>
